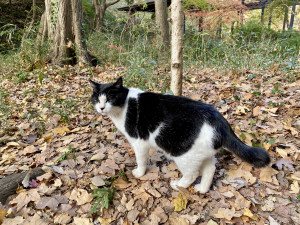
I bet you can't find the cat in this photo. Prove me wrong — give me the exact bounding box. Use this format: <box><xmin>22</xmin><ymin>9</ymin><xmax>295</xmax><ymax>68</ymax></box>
<box><xmin>89</xmin><ymin>77</ymin><xmax>270</xmax><ymax>193</ymax></box>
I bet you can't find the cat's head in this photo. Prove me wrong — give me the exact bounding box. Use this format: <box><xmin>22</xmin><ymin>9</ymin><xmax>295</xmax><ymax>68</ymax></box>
<box><xmin>89</xmin><ymin>77</ymin><xmax>128</xmax><ymax>115</ymax></box>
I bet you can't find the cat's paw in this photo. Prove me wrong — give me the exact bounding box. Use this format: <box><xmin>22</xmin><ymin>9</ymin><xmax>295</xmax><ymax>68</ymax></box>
<box><xmin>132</xmin><ymin>168</ymin><xmax>145</xmax><ymax>178</ymax></box>
<box><xmin>194</xmin><ymin>184</ymin><xmax>209</xmax><ymax>194</ymax></box>
<box><xmin>170</xmin><ymin>180</ymin><xmax>180</xmax><ymax>191</ymax></box>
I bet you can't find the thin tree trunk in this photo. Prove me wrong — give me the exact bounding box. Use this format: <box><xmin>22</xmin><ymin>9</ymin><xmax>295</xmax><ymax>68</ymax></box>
<box><xmin>170</xmin><ymin>0</ymin><xmax>184</xmax><ymax>96</ymax></box>
<box><xmin>268</xmin><ymin>15</ymin><xmax>272</xmax><ymax>28</ymax></box>
<box><xmin>93</xmin><ymin>0</ymin><xmax>120</xmax><ymax>32</ymax></box>
<box><xmin>283</xmin><ymin>5</ymin><xmax>288</xmax><ymax>31</ymax></box>
<box><xmin>289</xmin><ymin>3</ymin><xmax>296</xmax><ymax>30</ymax></box>
<box><xmin>155</xmin><ymin>0</ymin><xmax>170</xmax><ymax>50</ymax></box>
<box><xmin>261</xmin><ymin>6</ymin><xmax>265</xmax><ymax>23</ymax></box>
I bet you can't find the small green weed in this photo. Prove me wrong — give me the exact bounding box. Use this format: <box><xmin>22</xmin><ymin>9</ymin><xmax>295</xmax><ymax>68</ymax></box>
<box><xmin>56</xmin><ymin>147</ymin><xmax>77</xmax><ymax>163</ymax></box>
<box><xmin>89</xmin><ymin>169</ymin><xmax>125</xmax><ymax>215</ymax></box>
<box><xmin>52</xmin><ymin>99</ymin><xmax>79</xmax><ymax>123</ymax></box>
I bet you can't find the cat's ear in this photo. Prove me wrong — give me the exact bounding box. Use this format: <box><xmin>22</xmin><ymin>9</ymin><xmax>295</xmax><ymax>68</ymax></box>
<box><xmin>114</xmin><ymin>77</ymin><xmax>123</xmax><ymax>88</ymax></box>
<box><xmin>89</xmin><ymin>79</ymin><xmax>101</xmax><ymax>90</ymax></box>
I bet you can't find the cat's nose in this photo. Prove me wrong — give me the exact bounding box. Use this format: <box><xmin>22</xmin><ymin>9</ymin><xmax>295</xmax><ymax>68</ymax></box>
<box><xmin>100</xmin><ymin>107</ymin><xmax>105</xmax><ymax>111</ymax></box>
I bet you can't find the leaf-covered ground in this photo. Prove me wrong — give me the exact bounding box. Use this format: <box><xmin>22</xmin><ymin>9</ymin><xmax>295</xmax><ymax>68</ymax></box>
<box><xmin>0</xmin><ymin>65</ymin><xmax>299</xmax><ymax>225</ymax></box>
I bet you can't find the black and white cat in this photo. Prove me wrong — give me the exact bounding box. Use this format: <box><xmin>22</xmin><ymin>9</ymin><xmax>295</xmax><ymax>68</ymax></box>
<box><xmin>90</xmin><ymin>77</ymin><xmax>270</xmax><ymax>193</ymax></box>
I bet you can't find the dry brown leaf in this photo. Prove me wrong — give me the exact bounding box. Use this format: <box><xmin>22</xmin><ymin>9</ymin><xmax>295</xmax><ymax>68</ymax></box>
<box><xmin>23</xmin><ymin>145</ymin><xmax>38</xmax><ymax>155</ymax></box>
<box><xmin>169</xmin><ymin>217</ymin><xmax>189</xmax><ymax>225</ymax></box>
<box><xmin>2</xmin><ymin>216</ymin><xmax>24</xmax><ymax>225</ymax></box>
<box><xmin>36</xmin><ymin>197</ymin><xmax>59</xmax><ymax>210</ymax></box>
<box><xmin>290</xmin><ymin>181</ymin><xmax>299</xmax><ymax>194</ymax></box>
<box><xmin>214</xmin><ymin>207</ymin><xmax>236</xmax><ymax>220</ymax></box>
<box><xmin>114</xmin><ymin>176</ymin><xmax>132</xmax><ymax>189</ymax></box>
<box><xmin>73</xmin><ymin>217</ymin><xmax>93</xmax><ymax>225</ymax></box>
<box><xmin>260</xmin><ymin>167</ymin><xmax>278</xmax><ymax>183</ymax></box>
<box><xmin>10</xmin><ymin>189</ymin><xmax>40</xmax><ymax>211</ymax></box>
<box><xmin>261</xmin><ymin>196</ymin><xmax>276</xmax><ymax>211</ymax></box>
<box><xmin>53</xmin><ymin>213</ymin><xmax>72</xmax><ymax>224</ymax></box>
<box><xmin>226</xmin><ymin>163</ymin><xmax>256</xmax><ymax>184</ymax></box>
<box><xmin>207</xmin><ymin>219</ymin><xmax>218</xmax><ymax>225</ymax></box>
<box><xmin>91</xmin><ymin>176</ymin><xmax>106</xmax><ymax>187</ymax></box>
<box><xmin>253</xmin><ymin>106</ymin><xmax>261</xmax><ymax>117</ymax></box>
<box><xmin>69</xmin><ymin>188</ymin><xmax>93</xmax><ymax>205</ymax></box>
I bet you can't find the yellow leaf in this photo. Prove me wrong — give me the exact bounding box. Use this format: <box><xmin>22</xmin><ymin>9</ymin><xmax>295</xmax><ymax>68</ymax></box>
<box><xmin>98</xmin><ymin>217</ymin><xmax>115</xmax><ymax>225</ymax></box>
<box><xmin>263</xmin><ymin>142</ymin><xmax>272</xmax><ymax>151</ymax></box>
<box><xmin>0</xmin><ymin>209</ymin><xmax>7</xmax><ymax>224</ymax></box>
<box><xmin>172</xmin><ymin>193</ymin><xmax>188</xmax><ymax>212</ymax></box>
<box><xmin>243</xmin><ymin>208</ymin><xmax>253</xmax><ymax>218</ymax></box>
<box><xmin>53</xmin><ymin>126</ymin><xmax>70</xmax><ymax>135</ymax></box>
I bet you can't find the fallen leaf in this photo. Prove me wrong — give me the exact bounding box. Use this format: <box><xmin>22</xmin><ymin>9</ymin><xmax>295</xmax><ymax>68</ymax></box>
<box><xmin>36</xmin><ymin>197</ymin><xmax>59</xmax><ymax>210</ymax></box>
<box><xmin>276</xmin><ymin>157</ymin><xmax>295</xmax><ymax>172</ymax></box>
<box><xmin>53</xmin><ymin>213</ymin><xmax>72</xmax><ymax>224</ymax></box>
<box><xmin>0</xmin><ymin>209</ymin><xmax>7</xmax><ymax>224</ymax></box>
<box><xmin>253</xmin><ymin>106</ymin><xmax>261</xmax><ymax>116</ymax></box>
<box><xmin>214</xmin><ymin>207</ymin><xmax>236</xmax><ymax>220</ymax></box>
<box><xmin>172</xmin><ymin>193</ymin><xmax>188</xmax><ymax>212</ymax></box>
<box><xmin>261</xmin><ymin>196</ymin><xmax>276</xmax><ymax>211</ymax></box>
<box><xmin>226</xmin><ymin>163</ymin><xmax>256</xmax><ymax>184</ymax></box>
<box><xmin>69</xmin><ymin>188</ymin><xmax>93</xmax><ymax>205</ymax></box>
<box><xmin>53</xmin><ymin>126</ymin><xmax>70</xmax><ymax>135</ymax></box>
<box><xmin>23</xmin><ymin>145</ymin><xmax>38</xmax><ymax>155</ymax></box>
<box><xmin>290</xmin><ymin>181</ymin><xmax>299</xmax><ymax>194</ymax></box>
<box><xmin>276</xmin><ymin>148</ymin><xmax>288</xmax><ymax>158</ymax></box>
<box><xmin>169</xmin><ymin>217</ymin><xmax>189</xmax><ymax>225</ymax></box>
<box><xmin>10</xmin><ymin>189</ymin><xmax>40</xmax><ymax>211</ymax></box>
<box><xmin>263</xmin><ymin>142</ymin><xmax>272</xmax><ymax>151</ymax></box>
<box><xmin>91</xmin><ymin>176</ymin><xmax>106</xmax><ymax>187</ymax></box>
<box><xmin>269</xmin><ymin>216</ymin><xmax>280</xmax><ymax>225</ymax></box>
<box><xmin>98</xmin><ymin>217</ymin><xmax>116</xmax><ymax>225</ymax></box>
<box><xmin>207</xmin><ymin>219</ymin><xmax>218</xmax><ymax>225</ymax></box>
<box><xmin>114</xmin><ymin>176</ymin><xmax>132</xmax><ymax>189</ymax></box>
<box><xmin>2</xmin><ymin>216</ymin><xmax>24</xmax><ymax>225</ymax></box>
<box><xmin>73</xmin><ymin>217</ymin><xmax>93</xmax><ymax>225</ymax></box>
<box><xmin>260</xmin><ymin>167</ymin><xmax>278</xmax><ymax>183</ymax></box>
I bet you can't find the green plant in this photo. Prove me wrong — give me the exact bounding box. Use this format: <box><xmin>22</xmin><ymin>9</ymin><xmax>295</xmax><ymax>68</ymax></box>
<box><xmin>89</xmin><ymin>169</ymin><xmax>126</xmax><ymax>215</ymax></box>
<box><xmin>56</xmin><ymin>147</ymin><xmax>77</xmax><ymax>163</ymax></box>
<box><xmin>52</xmin><ymin>99</ymin><xmax>79</xmax><ymax>123</ymax></box>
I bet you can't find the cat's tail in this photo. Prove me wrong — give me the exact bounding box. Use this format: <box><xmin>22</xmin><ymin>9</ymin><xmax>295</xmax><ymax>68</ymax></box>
<box><xmin>223</xmin><ymin>130</ymin><xmax>270</xmax><ymax>168</ymax></box>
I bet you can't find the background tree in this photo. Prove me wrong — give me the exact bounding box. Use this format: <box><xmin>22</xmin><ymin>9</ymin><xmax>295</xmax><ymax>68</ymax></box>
<box><xmin>92</xmin><ymin>0</ymin><xmax>120</xmax><ymax>32</ymax></box>
<box><xmin>170</xmin><ymin>0</ymin><xmax>184</xmax><ymax>96</ymax></box>
<box><xmin>155</xmin><ymin>0</ymin><xmax>170</xmax><ymax>51</ymax></box>
<box><xmin>37</xmin><ymin>0</ymin><xmax>96</xmax><ymax>65</ymax></box>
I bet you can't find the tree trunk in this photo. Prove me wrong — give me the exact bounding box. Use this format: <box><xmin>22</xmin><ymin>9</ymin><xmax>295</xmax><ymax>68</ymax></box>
<box><xmin>37</xmin><ymin>0</ymin><xmax>96</xmax><ymax>66</ymax></box>
<box><xmin>261</xmin><ymin>6</ymin><xmax>265</xmax><ymax>23</ymax></box>
<box><xmin>283</xmin><ymin>5</ymin><xmax>288</xmax><ymax>31</ymax></box>
<box><xmin>93</xmin><ymin>0</ymin><xmax>120</xmax><ymax>32</ymax></box>
<box><xmin>268</xmin><ymin>14</ymin><xmax>272</xmax><ymax>28</ymax></box>
<box><xmin>170</xmin><ymin>0</ymin><xmax>184</xmax><ymax>96</ymax></box>
<box><xmin>155</xmin><ymin>0</ymin><xmax>170</xmax><ymax>50</ymax></box>
<box><xmin>289</xmin><ymin>3</ymin><xmax>296</xmax><ymax>30</ymax></box>
<box><xmin>0</xmin><ymin>168</ymin><xmax>45</xmax><ymax>204</ymax></box>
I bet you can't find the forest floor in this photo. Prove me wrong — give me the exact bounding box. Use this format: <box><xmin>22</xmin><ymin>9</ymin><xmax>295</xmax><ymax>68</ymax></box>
<box><xmin>0</xmin><ymin>64</ymin><xmax>299</xmax><ymax>225</ymax></box>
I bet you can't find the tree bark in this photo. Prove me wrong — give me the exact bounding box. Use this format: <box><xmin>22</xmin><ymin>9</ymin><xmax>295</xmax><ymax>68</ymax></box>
<box><xmin>155</xmin><ymin>0</ymin><xmax>170</xmax><ymax>50</ymax></box>
<box><xmin>289</xmin><ymin>3</ymin><xmax>296</xmax><ymax>30</ymax></box>
<box><xmin>170</xmin><ymin>0</ymin><xmax>184</xmax><ymax>96</ymax></box>
<box><xmin>37</xmin><ymin>0</ymin><xmax>97</xmax><ymax>66</ymax></box>
<box><xmin>261</xmin><ymin>6</ymin><xmax>265</xmax><ymax>23</ymax></box>
<box><xmin>0</xmin><ymin>168</ymin><xmax>45</xmax><ymax>204</ymax></box>
<box><xmin>93</xmin><ymin>0</ymin><xmax>120</xmax><ymax>32</ymax></box>
<box><xmin>283</xmin><ymin>5</ymin><xmax>288</xmax><ymax>31</ymax></box>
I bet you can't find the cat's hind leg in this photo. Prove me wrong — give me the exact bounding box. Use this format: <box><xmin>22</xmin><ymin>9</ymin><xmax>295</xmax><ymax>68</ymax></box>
<box><xmin>132</xmin><ymin>140</ymin><xmax>149</xmax><ymax>178</ymax></box>
<box><xmin>170</xmin><ymin>157</ymin><xmax>202</xmax><ymax>190</ymax></box>
<box><xmin>195</xmin><ymin>156</ymin><xmax>216</xmax><ymax>193</ymax></box>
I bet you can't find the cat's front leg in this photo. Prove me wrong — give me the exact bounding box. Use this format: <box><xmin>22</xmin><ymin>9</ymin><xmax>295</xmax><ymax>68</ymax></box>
<box><xmin>132</xmin><ymin>141</ymin><xmax>149</xmax><ymax>178</ymax></box>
